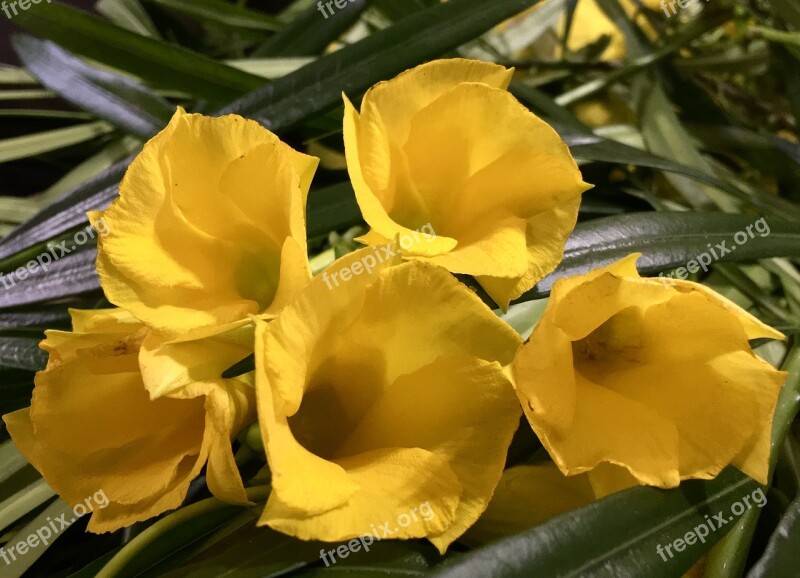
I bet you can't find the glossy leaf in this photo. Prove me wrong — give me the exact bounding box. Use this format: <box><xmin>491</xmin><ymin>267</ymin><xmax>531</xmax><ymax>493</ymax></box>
<box><xmin>747</xmin><ymin>495</ymin><xmax>800</xmax><ymax>578</ymax></box>
<box><xmin>11</xmin><ymin>1</ymin><xmax>264</xmax><ymax>102</ymax></box>
<box><xmin>220</xmin><ymin>0</ymin><xmax>543</xmax><ymax>129</ymax></box>
<box><xmin>12</xmin><ymin>34</ymin><xmax>174</xmax><ymax>139</ymax></box>
<box><xmin>522</xmin><ymin>212</ymin><xmax>800</xmax><ymax>301</ymax></box>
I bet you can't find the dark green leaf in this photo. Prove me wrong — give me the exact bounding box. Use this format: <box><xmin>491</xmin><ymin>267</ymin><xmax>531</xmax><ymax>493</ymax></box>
<box><xmin>521</xmin><ymin>212</ymin><xmax>800</xmax><ymax>300</ymax></box>
<box><xmin>0</xmin><ymin>305</ymin><xmax>72</xmax><ymax>331</ymax></box>
<box><xmin>0</xmin><ymin>160</ymin><xmax>127</xmax><ymax>259</ymax></box>
<box><xmin>0</xmin><ymin>250</ymin><xmax>100</xmax><ymax>309</ymax></box>
<box><xmin>253</xmin><ymin>0</ymin><xmax>367</xmax><ymax>57</ymax></box>
<box><xmin>12</xmin><ymin>1</ymin><xmax>264</xmax><ymax>102</ymax></box>
<box><xmin>747</xmin><ymin>495</ymin><xmax>800</xmax><ymax>578</ymax></box>
<box><xmin>12</xmin><ymin>34</ymin><xmax>174</xmax><ymax>139</ymax></box>
<box><xmin>307</xmin><ymin>181</ymin><xmax>361</xmax><ymax>238</ymax></box>
<box><xmin>0</xmin><ymin>337</ymin><xmax>47</xmax><ymax>371</ymax></box>
<box><xmin>221</xmin><ymin>0</ymin><xmax>542</xmax><ymax>130</ymax></box>
<box><xmin>144</xmin><ymin>0</ymin><xmax>281</xmax><ymax>32</ymax></box>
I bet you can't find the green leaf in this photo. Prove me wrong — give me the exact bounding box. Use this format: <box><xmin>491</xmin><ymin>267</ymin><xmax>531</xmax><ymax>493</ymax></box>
<box><xmin>522</xmin><ymin>212</ymin><xmax>800</xmax><ymax>300</ymax></box>
<box><xmin>0</xmin><ymin>121</ymin><xmax>113</xmax><ymax>164</ymax></box>
<box><xmin>307</xmin><ymin>181</ymin><xmax>361</xmax><ymax>238</ymax></box>
<box><xmin>0</xmin><ymin>477</ymin><xmax>55</xmax><ymax>535</ymax></box>
<box><xmin>0</xmin><ymin>440</ymin><xmax>28</xmax><ymax>487</ymax></box>
<box><xmin>12</xmin><ymin>34</ymin><xmax>174</xmax><ymax>139</ymax></box>
<box><xmin>145</xmin><ymin>0</ymin><xmax>282</xmax><ymax>32</ymax></box>
<box><xmin>0</xmin><ymin>305</ymin><xmax>72</xmax><ymax>331</ymax></box>
<box><xmin>1</xmin><ymin>498</ymin><xmax>71</xmax><ymax>578</ymax></box>
<box><xmin>221</xmin><ymin>0</ymin><xmax>543</xmax><ymax>130</ymax></box>
<box><xmin>95</xmin><ymin>0</ymin><xmax>161</xmax><ymax>38</ymax></box>
<box><xmin>0</xmin><ymin>160</ymin><xmax>128</xmax><ymax>259</ymax></box>
<box><xmin>0</xmin><ymin>337</ymin><xmax>47</xmax><ymax>371</ymax></box>
<box><xmin>252</xmin><ymin>0</ymin><xmax>367</xmax><ymax>57</ymax></box>
<box><xmin>0</xmin><ymin>250</ymin><xmax>100</xmax><ymax>309</ymax></box>
<box><xmin>12</xmin><ymin>1</ymin><xmax>264</xmax><ymax>103</ymax></box>
<box><xmin>747</xmin><ymin>494</ymin><xmax>800</xmax><ymax>578</ymax></box>
<box><xmin>430</xmin><ymin>469</ymin><xmax>759</xmax><ymax>578</ymax></box>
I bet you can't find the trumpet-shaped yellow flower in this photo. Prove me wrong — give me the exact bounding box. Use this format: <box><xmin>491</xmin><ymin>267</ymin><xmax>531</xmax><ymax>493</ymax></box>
<box><xmin>254</xmin><ymin>249</ymin><xmax>522</xmax><ymax>552</ymax></box>
<box><xmin>513</xmin><ymin>254</ymin><xmax>787</xmax><ymax>488</ymax></box>
<box><xmin>91</xmin><ymin>107</ymin><xmax>319</xmax><ymax>337</ymax></box>
<box><xmin>343</xmin><ymin>59</ymin><xmax>591</xmax><ymax>309</ymax></box>
<box><xmin>3</xmin><ymin>309</ymin><xmax>255</xmax><ymax>533</ymax></box>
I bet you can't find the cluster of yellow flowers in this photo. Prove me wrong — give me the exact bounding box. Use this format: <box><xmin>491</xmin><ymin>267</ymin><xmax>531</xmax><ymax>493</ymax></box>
<box><xmin>3</xmin><ymin>59</ymin><xmax>786</xmax><ymax>552</ymax></box>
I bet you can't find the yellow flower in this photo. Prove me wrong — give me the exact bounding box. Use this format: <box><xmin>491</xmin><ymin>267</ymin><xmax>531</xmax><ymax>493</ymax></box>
<box><xmin>254</xmin><ymin>249</ymin><xmax>522</xmax><ymax>552</ymax></box>
<box><xmin>513</xmin><ymin>254</ymin><xmax>787</xmax><ymax>488</ymax></box>
<box><xmin>91</xmin><ymin>107</ymin><xmax>319</xmax><ymax>337</ymax></box>
<box><xmin>343</xmin><ymin>58</ymin><xmax>591</xmax><ymax>309</ymax></box>
<box><xmin>2</xmin><ymin>309</ymin><xmax>255</xmax><ymax>533</ymax></box>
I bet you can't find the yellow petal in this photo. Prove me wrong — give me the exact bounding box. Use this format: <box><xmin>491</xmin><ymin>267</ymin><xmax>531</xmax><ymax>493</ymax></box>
<box><xmin>264</xmin><ymin>447</ymin><xmax>461</xmax><ymax>542</ymax></box>
<box><xmin>359</xmin><ymin>58</ymin><xmax>514</xmax><ymax>146</ymax></box>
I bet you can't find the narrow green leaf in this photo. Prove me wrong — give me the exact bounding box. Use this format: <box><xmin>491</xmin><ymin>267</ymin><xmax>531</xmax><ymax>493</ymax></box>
<box><xmin>252</xmin><ymin>0</ymin><xmax>367</xmax><ymax>57</ymax></box>
<box><xmin>145</xmin><ymin>0</ymin><xmax>282</xmax><ymax>32</ymax></box>
<box><xmin>0</xmin><ymin>121</ymin><xmax>113</xmax><ymax>164</ymax></box>
<box><xmin>222</xmin><ymin>0</ymin><xmax>542</xmax><ymax>130</ymax></box>
<box><xmin>0</xmin><ymin>306</ymin><xmax>73</xmax><ymax>331</ymax></box>
<box><xmin>12</xmin><ymin>34</ymin><xmax>174</xmax><ymax>139</ymax></box>
<box><xmin>747</xmin><ymin>494</ymin><xmax>800</xmax><ymax>578</ymax></box>
<box><xmin>0</xmin><ymin>440</ymin><xmax>28</xmax><ymax>487</ymax></box>
<box><xmin>0</xmin><ymin>250</ymin><xmax>100</xmax><ymax>309</ymax></box>
<box><xmin>1</xmin><ymin>498</ymin><xmax>71</xmax><ymax>578</ymax></box>
<box><xmin>0</xmin><ymin>337</ymin><xmax>47</xmax><ymax>372</ymax></box>
<box><xmin>521</xmin><ymin>212</ymin><xmax>800</xmax><ymax>300</ymax></box>
<box><xmin>95</xmin><ymin>0</ymin><xmax>162</xmax><ymax>38</ymax></box>
<box><xmin>0</xmin><ymin>478</ymin><xmax>55</xmax><ymax>535</ymax></box>
<box><xmin>12</xmin><ymin>1</ymin><xmax>264</xmax><ymax>102</ymax></box>
<box><xmin>0</xmin><ymin>159</ymin><xmax>128</xmax><ymax>260</ymax></box>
